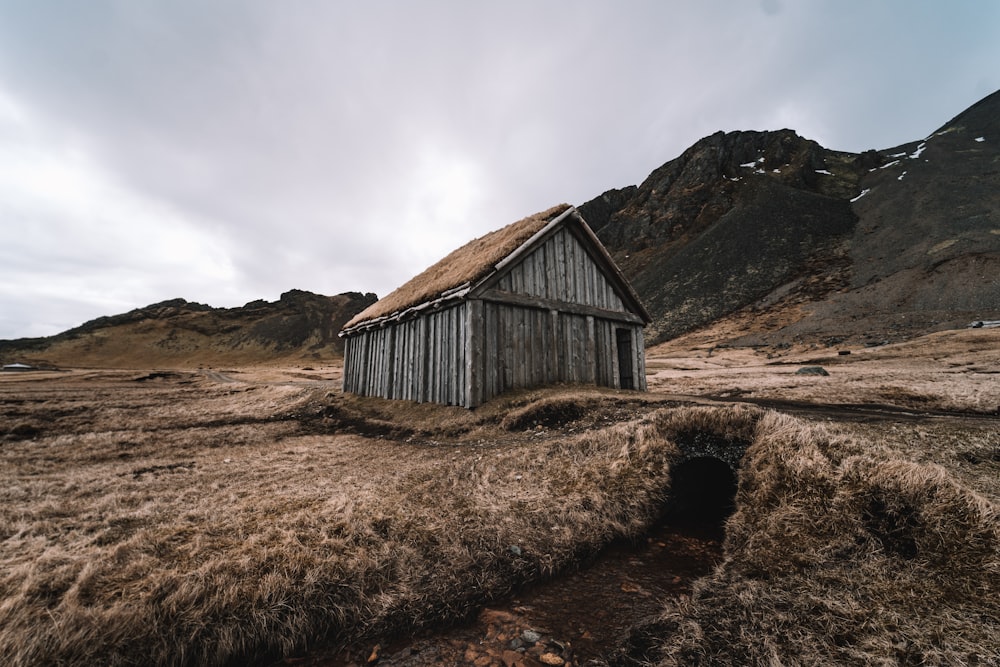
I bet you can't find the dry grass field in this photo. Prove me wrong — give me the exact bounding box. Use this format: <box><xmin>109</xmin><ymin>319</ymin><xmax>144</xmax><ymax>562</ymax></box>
<box><xmin>1</xmin><ymin>329</ymin><xmax>998</xmax><ymax>666</ymax></box>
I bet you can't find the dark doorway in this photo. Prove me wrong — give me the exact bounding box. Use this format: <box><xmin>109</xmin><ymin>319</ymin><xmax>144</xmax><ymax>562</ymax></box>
<box><xmin>616</xmin><ymin>328</ymin><xmax>634</xmax><ymax>390</ymax></box>
<box><xmin>664</xmin><ymin>457</ymin><xmax>738</xmax><ymax>534</ymax></box>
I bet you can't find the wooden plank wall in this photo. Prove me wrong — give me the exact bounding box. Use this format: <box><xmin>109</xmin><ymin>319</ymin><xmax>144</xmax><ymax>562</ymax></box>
<box><xmin>474</xmin><ymin>302</ymin><xmax>644</xmax><ymax>405</ymax></box>
<box><xmin>344</xmin><ymin>222</ymin><xmax>647</xmax><ymax>407</ymax></box>
<box><xmin>495</xmin><ymin>226</ymin><xmax>626</xmax><ymax>312</ymax></box>
<box><xmin>342</xmin><ymin>304</ymin><xmax>467</xmax><ymax>405</ymax></box>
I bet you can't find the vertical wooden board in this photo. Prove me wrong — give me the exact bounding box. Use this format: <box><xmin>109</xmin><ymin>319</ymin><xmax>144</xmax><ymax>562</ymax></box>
<box><xmin>345</xmin><ymin>337</ymin><xmax>353</xmax><ymax>392</ymax></box>
<box><xmin>396</xmin><ymin>325</ymin><xmax>402</xmax><ymax>399</ymax></box>
<box><xmin>367</xmin><ymin>330</ymin><xmax>376</xmax><ymax>396</ymax></box>
<box><xmin>601</xmin><ymin>320</ymin><xmax>613</xmax><ymax>386</ymax></box>
<box><xmin>550</xmin><ymin>311</ymin><xmax>559</xmax><ymax>383</ymax></box>
<box><xmin>524</xmin><ymin>310</ymin><xmax>533</xmax><ymax>387</ymax></box>
<box><xmin>364</xmin><ymin>331</ymin><xmax>372</xmax><ymax>395</ymax></box>
<box><xmin>503</xmin><ymin>306</ymin><xmax>514</xmax><ymax>392</ymax></box>
<box><xmin>438</xmin><ymin>311</ymin><xmax>446</xmax><ymax>404</ymax></box>
<box><xmin>358</xmin><ymin>334</ymin><xmax>365</xmax><ymax>392</ymax></box>
<box><xmin>563</xmin><ymin>313</ymin><xmax>574</xmax><ymax>383</ymax></box>
<box><xmin>409</xmin><ymin>319</ymin><xmax>418</xmax><ymax>400</ymax></box>
<box><xmin>509</xmin><ymin>305</ymin><xmax>519</xmax><ymax>391</ymax></box>
<box><xmin>385</xmin><ymin>327</ymin><xmax>395</xmax><ymax>398</ymax></box>
<box><xmin>526</xmin><ymin>308</ymin><xmax>536</xmax><ymax>387</ymax></box>
<box><xmin>533</xmin><ymin>308</ymin><xmax>545</xmax><ymax>386</ymax></box>
<box><xmin>583</xmin><ymin>254</ymin><xmax>594</xmax><ymax>306</ymax></box>
<box><xmin>382</xmin><ymin>328</ymin><xmax>390</xmax><ymax>396</ymax></box>
<box><xmin>575</xmin><ymin>316</ymin><xmax>587</xmax><ymax>383</ymax></box>
<box><xmin>491</xmin><ymin>302</ymin><xmax>500</xmax><ymax>402</ymax></box>
<box><xmin>543</xmin><ymin>237</ymin><xmax>556</xmax><ymax>300</ymax></box>
<box><xmin>441</xmin><ymin>310</ymin><xmax>449</xmax><ymax>405</ymax></box>
<box><xmin>432</xmin><ymin>314</ymin><xmax>440</xmax><ymax>404</ymax></box>
<box><xmin>371</xmin><ymin>329</ymin><xmax>380</xmax><ymax>396</ymax></box>
<box><xmin>452</xmin><ymin>307</ymin><xmax>459</xmax><ymax>405</ymax></box>
<box><xmin>431</xmin><ymin>312</ymin><xmax>439</xmax><ymax>404</ymax></box>
<box><xmin>635</xmin><ymin>324</ymin><xmax>647</xmax><ymax>391</ymax></box>
<box><xmin>554</xmin><ymin>230</ymin><xmax>567</xmax><ymax>302</ymax></box>
<box><xmin>410</xmin><ymin>319</ymin><xmax>419</xmax><ymax>401</ymax></box>
<box><xmin>378</xmin><ymin>328</ymin><xmax>387</xmax><ymax>396</ymax></box>
<box><xmin>593</xmin><ymin>321</ymin><xmax>605</xmax><ymax>386</ymax></box>
<box><xmin>441</xmin><ymin>311</ymin><xmax>449</xmax><ymax>404</ymax></box>
<box><xmin>485</xmin><ymin>303</ymin><xmax>493</xmax><ymax>401</ymax></box>
<box><xmin>588</xmin><ymin>257</ymin><xmax>601</xmax><ymax>308</ymax></box>
<box><xmin>456</xmin><ymin>306</ymin><xmax>465</xmax><ymax>406</ymax></box>
<box><xmin>536</xmin><ymin>239</ymin><xmax>547</xmax><ymax>299</ymax></box>
<box><xmin>608</xmin><ymin>320</ymin><xmax>621</xmax><ymax>389</ymax></box>
<box><xmin>496</xmin><ymin>304</ymin><xmax>506</xmax><ymax>395</ymax></box>
<box><xmin>466</xmin><ymin>300</ymin><xmax>480</xmax><ymax>408</ymax></box>
<box><xmin>353</xmin><ymin>332</ymin><xmax>362</xmax><ymax>394</ymax></box>
<box><xmin>586</xmin><ymin>315</ymin><xmax>596</xmax><ymax>384</ymax></box>
<box><xmin>510</xmin><ymin>307</ymin><xmax>525</xmax><ymax>388</ymax></box>
<box><xmin>415</xmin><ymin>317</ymin><xmax>424</xmax><ymax>403</ymax></box>
<box><xmin>567</xmin><ymin>235</ymin><xmax>578</xmax><ymax>302</ymax></box>
<box><xmin>399</xmin><ymin>323</ymin><xmax>408</xmax><ymax>400</ymax></box>
<box><xmin>520</xmin><ymin>252</ymin><xmax>533</xmax><ymax>295</ymax></box>
<box><xmin>370</xmin><ymin>330</ymin><xmax>378</xmax><ymax>396</ymax></box>
<box><xmin>405</xmin><ymin>321</ymin><xmax>414</xmax><ymax>400</ymax></box>
<box><xmin>433</xmin><ymin>312</ymin><xmax>442</xmax><ymax>404</ymax></box>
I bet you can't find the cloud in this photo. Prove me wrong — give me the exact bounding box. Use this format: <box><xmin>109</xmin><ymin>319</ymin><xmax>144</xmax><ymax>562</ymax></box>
<box><xmin>0</xmin><ymin>1</ymin><xmax>998</xmax><ymax>338</ymax></box>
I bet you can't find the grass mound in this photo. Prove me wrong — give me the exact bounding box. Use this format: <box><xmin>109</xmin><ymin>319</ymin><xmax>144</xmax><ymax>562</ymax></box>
<box><xmin>645</xmin><ymin>411</ymin><xmax>1000</xmax><ymax>666</ymax></box>
<box><xmin>3</xmin><ymin>374</ymin><xmax>996</xmax><ymax>666</ymax></box>
<box><xmin>0</xmin><ymin>385</ymin><xmax>749</xmax><ymax>666</ymax></box>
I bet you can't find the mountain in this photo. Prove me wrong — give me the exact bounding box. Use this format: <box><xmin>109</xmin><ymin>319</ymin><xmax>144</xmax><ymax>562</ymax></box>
<box><xmin>3</xmin><ymin>92</ymin><xmax>998</xmax><ymax>367</ymax></box>
<box><xmin>0</xmin><ymin>290</ymin><xmax>376</xmax><ymax>368</ymax></box>
<box><xmin>581</xmin><ymin>89</ymin><xmax>1000</xmax><ymax>348</ymax></box>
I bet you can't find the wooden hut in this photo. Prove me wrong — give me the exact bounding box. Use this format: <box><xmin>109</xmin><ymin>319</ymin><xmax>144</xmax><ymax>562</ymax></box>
<box><xmin>340</xmin><ymin>204</ymin><xmax>651</xmax><ymax>407</ymax></box>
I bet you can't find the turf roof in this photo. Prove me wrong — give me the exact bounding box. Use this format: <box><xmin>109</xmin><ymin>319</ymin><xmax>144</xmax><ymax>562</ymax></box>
<box><xmin>344</xmin><ymin>204</ymin><xmax>572</xmax><ymax>328</ymax></box>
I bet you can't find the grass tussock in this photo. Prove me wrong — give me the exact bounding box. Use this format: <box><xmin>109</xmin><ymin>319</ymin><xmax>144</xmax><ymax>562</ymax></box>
<box><xmin>648</xmin><ymin>411</ymin><xmax>1000</xmax><ymax>666</ymax></box>
<box><xmin>3</xmin><ymin>371</ymin><xmax>997</xmax><ymax>666</ymax></box>
<box><xmin>0</xmin><ymin>375</ymin><xmax>746</xmax><ymax>667</ymax></box>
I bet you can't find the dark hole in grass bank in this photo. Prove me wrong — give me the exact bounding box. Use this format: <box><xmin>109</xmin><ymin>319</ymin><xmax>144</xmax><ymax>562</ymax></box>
<box><xmin>862</xmin><ymin>496</ymin><xmax>919</xmax><ymax>559</ymax></box>
<box><xmin>664</xmin><ymin>456</ymin><xmax>738</xmax><ymax>535</ymax></box>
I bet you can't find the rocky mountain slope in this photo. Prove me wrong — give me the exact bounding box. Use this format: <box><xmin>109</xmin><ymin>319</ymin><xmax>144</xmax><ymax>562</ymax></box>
<box><xmin>3</xmin><ymin>91</ymin><xmax>997</xmax><ymax>367</ymax></box>
<box><xmin>0</xmin><ymin>290</ymin><xmax>375</xmax><ymax>367</ymax></box>
<box><xmin>582</xmin><ymin>89</ymin><xmax>1000</xmax><ymax>347</ymax></box>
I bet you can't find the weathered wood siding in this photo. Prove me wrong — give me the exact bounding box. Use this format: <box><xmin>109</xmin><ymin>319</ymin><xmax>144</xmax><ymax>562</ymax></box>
<box><xmin>494</xmin><ymin>226</ymin><xmax>625</xmax><ymax>310</ymax></box>
<box><xmin>343</xmin><ymin>218</ymin><xmax>647</xmax><ymax>408</ymax></box>
<box><xmin>467</xmin><ymin>301</ymin><xmax>645</xmax><ymax>406</ymax></box>
<box><xmin>342</xmin><ymin>304</ymin><xmax>466</xmax><ymax>405</ymax></box>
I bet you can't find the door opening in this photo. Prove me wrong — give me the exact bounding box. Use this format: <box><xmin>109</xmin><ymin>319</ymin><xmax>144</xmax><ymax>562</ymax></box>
<box><xmin>616</xmin><ymin>328</ymin><xmax>634</xmax><ymax>390</ymax></box>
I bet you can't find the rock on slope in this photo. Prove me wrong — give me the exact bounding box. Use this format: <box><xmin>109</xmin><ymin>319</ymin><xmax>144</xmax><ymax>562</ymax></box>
<box><xmin>581</xmin><ymin>90</ymin><xmax>1000</xmax><ymax>347</ymax></box>
<box><xmin>0</xmin><ymin>290</ymin><xmax>376</xmax><ymax>368</ymax></box>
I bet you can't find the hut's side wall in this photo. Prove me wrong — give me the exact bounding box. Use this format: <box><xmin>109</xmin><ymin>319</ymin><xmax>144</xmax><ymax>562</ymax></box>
<box><xmin>342</xmin><ymin>303</ymin><xmax>467</xmax><ymax>405</ymax></box>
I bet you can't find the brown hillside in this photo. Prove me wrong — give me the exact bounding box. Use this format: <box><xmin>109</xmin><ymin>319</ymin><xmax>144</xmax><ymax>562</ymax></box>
<box><xmin>0</xmin><ymin>290</ymin><xmax>376</xmax><ymax>368</ymax></box>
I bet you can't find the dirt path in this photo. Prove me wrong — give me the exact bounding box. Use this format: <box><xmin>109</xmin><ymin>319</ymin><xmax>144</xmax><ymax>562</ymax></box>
<box><xmin>279</xmin><ymin>522</ymin><xmax>723</xmax><ymax>667</ymax></box>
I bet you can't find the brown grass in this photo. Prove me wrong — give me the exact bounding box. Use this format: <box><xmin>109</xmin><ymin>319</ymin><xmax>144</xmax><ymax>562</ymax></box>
<box><xmin>647</xmin><ymin>328</ymin><xmax>1000</xmax><ymax>414</ymax></box>
<box><xmin>0</xmin><ymin>371</ymin><xmax>697</xmax><ymax>665</ymax></box>
<box><xmin>2</xmin><ymin>347</ymin><xmax>998</xmax><ymax>666</ymax></box>
<box><xmin>647</xmin><ymin>411</ymin><xmax>1000</xmax><ymax>666</ymax></box>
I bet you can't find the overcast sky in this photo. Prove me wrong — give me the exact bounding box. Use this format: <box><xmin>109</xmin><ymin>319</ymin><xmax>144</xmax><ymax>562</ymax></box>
<box><xmin>0</xmin><ymin>1</ymin><xmax>997</xmax><ymax>339</ymax></box>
